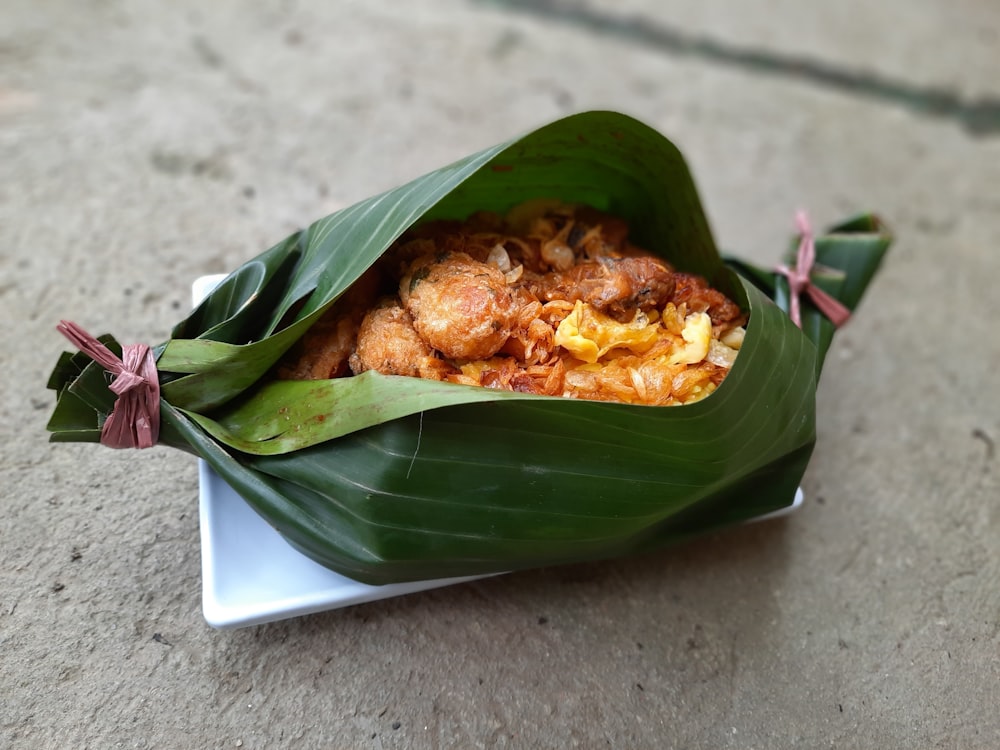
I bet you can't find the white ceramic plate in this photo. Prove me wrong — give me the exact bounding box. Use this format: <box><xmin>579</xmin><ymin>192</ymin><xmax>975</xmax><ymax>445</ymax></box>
<box><xmin>199</xmin><ymin>464</ymin><xmax>801</xmax><ymax>629</ymax></box>
<box><xmin>192</xmin><ymin>275</ymin><xmax>803</xmax><ymax>629</ymax></box>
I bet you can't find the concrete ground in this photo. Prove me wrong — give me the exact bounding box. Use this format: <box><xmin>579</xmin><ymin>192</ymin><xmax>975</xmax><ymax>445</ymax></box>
<box><xmin>3</xmin><ymin>0</ymin><xmax>999</xmax><ymax>747</ymax></box>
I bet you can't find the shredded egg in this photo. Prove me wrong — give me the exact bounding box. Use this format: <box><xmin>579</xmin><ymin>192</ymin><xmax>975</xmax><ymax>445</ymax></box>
<box><xmin>554</xmin><ymin>301</ymin><xmax>660</xmax><ymax>363</ymax></box>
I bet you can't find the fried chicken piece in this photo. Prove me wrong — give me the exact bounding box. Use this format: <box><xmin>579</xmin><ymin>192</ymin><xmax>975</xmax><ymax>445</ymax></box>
<box><xmin>399</xmin><ymin>251</ymin><xmax>517</xmax><ymax>360</ymax></box>
<box><xmin>348</xmin><ymin>298</ymin><xmax>446</xmax><ymax>379</ymax></box>
<box><xmin>525</xmin><ymin>255</ymin><xmax>675</xmax><ymax>322</ymax></box>
<box><xmin>672</xmin><ymin>272</ymin><xmax>745</xmax><ymax>327</ymax></box>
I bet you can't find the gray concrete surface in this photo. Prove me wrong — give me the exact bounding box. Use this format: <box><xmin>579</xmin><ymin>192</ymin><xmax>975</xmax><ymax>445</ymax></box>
<box><xmin>3</xmin><ymin>0</ymin><xmax>999</xmax><ymax>747</ymax></box>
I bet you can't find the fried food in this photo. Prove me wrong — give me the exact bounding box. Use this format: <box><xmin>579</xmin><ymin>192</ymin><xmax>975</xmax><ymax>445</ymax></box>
<box><xmin>672</xmin><ymin>272</ymin><xmax>744</xmax><ymax>328</ymax></box>
<box><xmin>399</xmin><ymin>251</ymin><xmax>517</xmax><ymax>360</ymax></box>
<box><xmin>348</xmin><ymin>298</ymin><xmax>447</xmax><ymax>380</ymax></box>
<box><xmin>276</xmin><ymin>267</ymin><xmax>380</xmax><ymax>380</ymax></box>
<box><xmin>528</xmin><ymin>255</ymin><xmax>676</xmax><ymax>321</ymax></box>
<box><xmin>279</xmin><ymin>201</ymin><xmax>747</xmax><ymax>406</ymax></box>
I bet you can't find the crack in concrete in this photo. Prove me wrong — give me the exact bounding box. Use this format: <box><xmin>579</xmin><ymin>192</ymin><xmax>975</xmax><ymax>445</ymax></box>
<box><xmin>477</xmin><ymin>0</ymin><xmax>1000</xmax><ymax>137</ymax></box>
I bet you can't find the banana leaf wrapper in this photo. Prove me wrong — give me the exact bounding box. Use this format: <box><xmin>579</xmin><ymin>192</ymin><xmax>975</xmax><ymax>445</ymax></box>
<box><xmin>46</xmin><ymin>111</ymin><xmax>891</xmax><ymax>585</ymax></box>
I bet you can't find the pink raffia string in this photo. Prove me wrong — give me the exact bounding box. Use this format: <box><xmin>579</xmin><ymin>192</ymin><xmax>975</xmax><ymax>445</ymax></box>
<box><xmin>56</xmin><ymin>321</ymin><xmax>161</xmax><ymax>449</ymax></box>
<box><xmin>775</xmin><ymin>210</ymin><xmax>852</xmax><ymax>329</ymax></box>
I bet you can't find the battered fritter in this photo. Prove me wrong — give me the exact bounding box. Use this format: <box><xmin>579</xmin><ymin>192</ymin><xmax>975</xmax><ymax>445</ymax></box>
<box><xmin>399</xmin><ymin>251</ymin><xmax>517</xmax><ymax>361</ymax></box>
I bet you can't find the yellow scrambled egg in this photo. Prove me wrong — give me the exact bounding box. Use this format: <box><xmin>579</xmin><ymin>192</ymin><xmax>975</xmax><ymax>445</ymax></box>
<box><xmin>554</xmin><ymin>301</ymin><xmax>713</xmax><ymax>366</ymax></box>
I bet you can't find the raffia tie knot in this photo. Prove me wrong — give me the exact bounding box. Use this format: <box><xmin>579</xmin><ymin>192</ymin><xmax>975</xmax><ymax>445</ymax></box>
<box><xmin>56</xmin><ymin>321</ymin><xmax>161</xmax><ymax>449</ymax></box>
<box><xmin>775</xmin><ymin>211</ymin><xmax>852</xmax><ymax>329</ymax></box>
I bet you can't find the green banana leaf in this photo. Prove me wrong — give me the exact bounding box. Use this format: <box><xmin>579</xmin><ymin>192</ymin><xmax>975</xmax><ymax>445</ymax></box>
<box><xmin>46</xmin><ymin>111</ymin><xmax>891</xmax><ymax>584</ymax></box>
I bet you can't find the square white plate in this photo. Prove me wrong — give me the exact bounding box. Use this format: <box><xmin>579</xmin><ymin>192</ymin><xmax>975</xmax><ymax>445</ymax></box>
<box><xmin>192</xmin><ymin>275</ymin><xmax>803</xmax><ymax>629</ymax></box>
<box><xmin>199</xmin><ymin>465</ymin><xmax>801</xmax><ymax>629</ymax></box>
